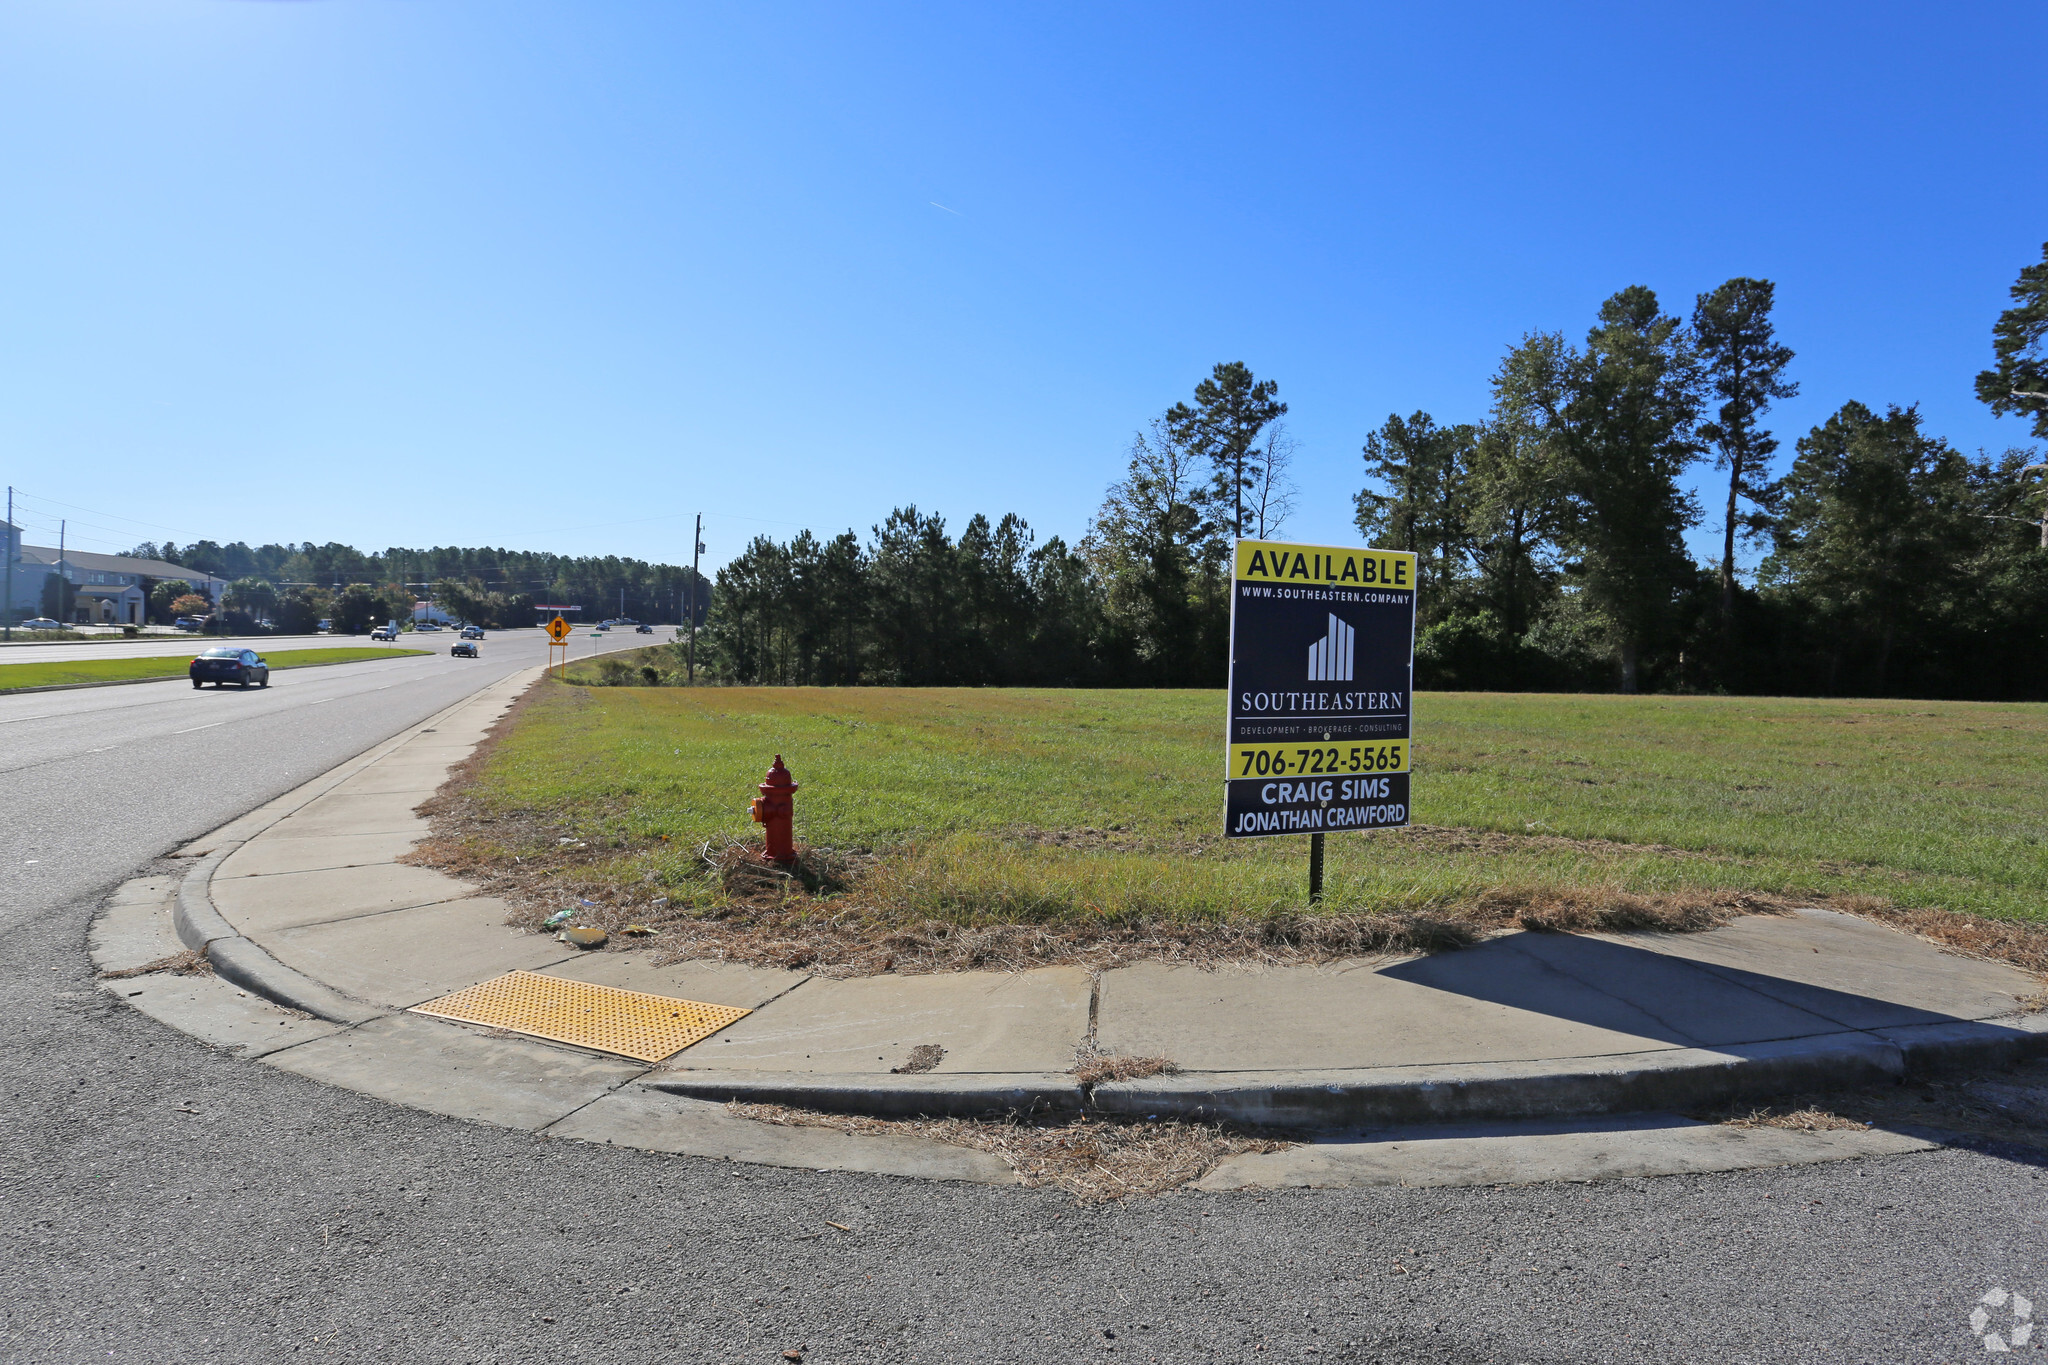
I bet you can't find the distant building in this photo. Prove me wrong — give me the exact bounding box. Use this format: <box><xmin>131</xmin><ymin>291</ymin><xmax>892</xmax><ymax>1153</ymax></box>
<box><xmin>413</xmin><ymin>599</ymin><xmax>455</xmax><ymax>626</ymax></box>
<box><xmin>5</xmin><ymin>539</ymin><xmax>230</xmax><ymax>626</ymax></box>
<box><xmin>0</xmin><ymin>519</ymin><xmax>20</xmax><ymax>622</ymax></box>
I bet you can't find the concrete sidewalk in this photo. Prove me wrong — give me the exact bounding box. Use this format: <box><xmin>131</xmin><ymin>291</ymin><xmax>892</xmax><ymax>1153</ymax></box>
<box><xmin>90</xmin><ymin>668</ymin><xmax>2048</xmax><ymax>1190</ymax></box>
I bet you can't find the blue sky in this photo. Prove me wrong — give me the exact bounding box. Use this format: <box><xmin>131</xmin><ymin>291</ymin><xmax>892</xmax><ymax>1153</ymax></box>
<box><xmin>2</xmin><ymin>2</ymin><xmax>2043</xmax><ymax>576</ymax></box>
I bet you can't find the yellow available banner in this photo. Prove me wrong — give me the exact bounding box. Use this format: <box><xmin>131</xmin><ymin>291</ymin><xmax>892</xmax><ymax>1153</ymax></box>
<box><xmin>1234</xmin><ymin>539</ymin><xmax>1417</xmax><ymax>591</ymax></box>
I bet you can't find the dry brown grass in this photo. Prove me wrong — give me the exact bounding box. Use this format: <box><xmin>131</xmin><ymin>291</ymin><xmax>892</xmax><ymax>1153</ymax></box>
<box><xmin>1721</xmin><ymin>1106</ymin><xmax>1869</xmax><ymax>1132</ymax></box>
<box><xmin>404</xmin><ymin>788</ymin><xmax>2048</xmax><ymax>980</ymax></box>
<box><xmin>422</xmin><ymin>843</ymin><xmax>1813</xmax><ymax>978</ymax></box>
<box><xmin>1071</xmin><ymin>1050</ymin><xmax>1181</xmax><ymax>1085</ymax></box>
<box><xmin>98</xmin><ymin>949</ymin><xmax>212</xmax><ymax>980</ymax></box>
<box><xmin>636</xmin><ymin>879</ymin><xmax>1800</xmax><ymax>977</ymax></box>
<box><xmin>412</xmin><ymin>806</ymin><xmax>1813</xmax><ymax>976</ymax></box>
<box><xmin>1698</xmin><ymin>1057</ymin><xmax>2048</xmax><ymax>1150</ymax></box>
<box><xmin>728</xmin><ymin>1103</ymin><xmax>1288</xmax><ymax>1203</ymax></box>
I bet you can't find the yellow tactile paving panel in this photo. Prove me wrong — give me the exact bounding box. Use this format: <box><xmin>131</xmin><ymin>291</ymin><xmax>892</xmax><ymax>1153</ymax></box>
<box><xmin>410</xmin><ymin>969</ymin><xmax>750</xmax><ymax>1063</ymax></box>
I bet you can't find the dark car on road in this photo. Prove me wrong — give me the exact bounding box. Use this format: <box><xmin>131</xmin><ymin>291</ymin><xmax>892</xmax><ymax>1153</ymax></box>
<box><xmin>190</xmin><ymin>647</ymin><xmax>270</xmax><ymax>689</ymax></box>
<box><xmin>451</xmin><ymin>641</ymin><xmax>479</xmax><ymax>658</ymax></box>
<box><xmin>635</xmin><ymin>624</ymin><xmax>653</xmax><ymax>634</ymax></box>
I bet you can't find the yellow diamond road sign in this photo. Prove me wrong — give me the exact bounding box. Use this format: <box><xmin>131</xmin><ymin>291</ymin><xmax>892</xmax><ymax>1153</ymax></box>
<box><xmin>547</xmin><ymin>615</ymin><xmax>570</xmax><ymax>643</ymax></box>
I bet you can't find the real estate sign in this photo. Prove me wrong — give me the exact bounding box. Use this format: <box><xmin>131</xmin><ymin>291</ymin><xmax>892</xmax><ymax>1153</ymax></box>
<box><xmin>1224</xmin><ymin>539</ymin><xmax>1417</xmax><ymax>839</ymax></box>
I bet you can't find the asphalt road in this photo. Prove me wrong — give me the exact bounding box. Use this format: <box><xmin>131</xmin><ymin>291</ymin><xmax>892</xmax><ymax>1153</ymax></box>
<box><xmin>0</xmin><ymin>627</ymin><xmax>649</xmax><ymax>926</ymax></box>
<box><xmin>3</xmin><ymin>646</ymin><xmax>2044</xmax><ymax>1363</ymax></box>
<box><xmin>0</xmin><ymin>624</ymin><xmax>674</xmax><ymax>665</ymax></box>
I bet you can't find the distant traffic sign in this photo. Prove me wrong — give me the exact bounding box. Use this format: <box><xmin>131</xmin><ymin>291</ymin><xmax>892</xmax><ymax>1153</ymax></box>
<box><xmin>1224</xmin><ymin>539</ymin><xmax>1417</xmax><ymax>839</ymax></box>
<box><xmin>547</xmin><ymin>616</ymin><xmax>571</xmax><ymax>643</ymax></box>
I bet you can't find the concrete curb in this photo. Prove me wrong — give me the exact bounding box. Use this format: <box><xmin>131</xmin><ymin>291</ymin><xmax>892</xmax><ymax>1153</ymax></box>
<box><xmin>173</xmin><ymin>838</ymin><xmax>387</xmax><ymax>1025</ymax></box>
<box><xmin>165</xmin><ymin>670</ymin><xmax>544</xmax><ymax>1028</ymax></box>
<box><xmin>172</xmin><ymin>845</ymin><xmax>242</xmax><ymax>949</ymax></box>
<box><xmin>205</xmin><ymin>938</ymin><xmax>388</xmax><ymax>1025</ymax></box>
<box><xmin>1094</xmin><ymin>1036</ymin><xmax>1912</xmax><ymax>1129</ymax></box>
<box><xmin>1880</xmin><ymin>1015</ymin><xmax>2048</xmax><ymax>1077</ymax></box>
<box><xmin>645</xmin><ymin>1071</ymin><xmax>1088</xmax><ymax>1118</ymax></box>
<box><xmin>1</xmin><ymin>649</ymin><xmax>433</xmax><ymax>697</ymax></box>
<box><xmin>650</xmin><ymin>1021</ymin><xmax>2048</xmax><ymax>1132</ymax></box>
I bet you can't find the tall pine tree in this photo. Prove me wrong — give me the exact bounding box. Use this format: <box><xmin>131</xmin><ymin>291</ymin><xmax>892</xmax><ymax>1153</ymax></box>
<box><xmin>1693</xmin><ymin>278</ymin><xmax>1797</xmax><ymax>623</ymax></box>
<box><xmin>1165</xmin><ymin>362</ymin><xmax>1287</xmax><ymax>539</ymax></box>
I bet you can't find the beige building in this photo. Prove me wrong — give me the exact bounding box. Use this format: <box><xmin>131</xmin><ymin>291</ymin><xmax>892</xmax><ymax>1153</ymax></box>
<box><xmin>7</xmin><ymin>539</ymin><xmax>229</xmax><ymax>626</ymax></box>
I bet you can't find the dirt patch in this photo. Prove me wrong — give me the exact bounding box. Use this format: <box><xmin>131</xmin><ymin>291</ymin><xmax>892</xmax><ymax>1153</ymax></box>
<box><xmin>1011</xmin><ymin>825</ymin><xmax>1149</xmax><ymax>851</ymax></box>
<box><xmin>660</xmin><ymin>899</ymin><xmax>1492</xmax><ymax>976</ymax></box>
<box><xmin>1003</xmin><ymin>821</ymin><xmax>1719</xmax><ymax>864</ymax></box>
<box><xmin>728</xmin><ymin>1103</ymin><xmax>1289</xmax><ymax>1203</ymax></box>
<box><xmin>890</xmin><ymin>1044</ymin><xmax>944</xmax><ymax>1075</ymax></box>
<box><xmin>409</xmin><ymin>810</ymin><xmax>1815</xmax><ymax>976</ymax></box>
<box><xmin>1396</xmin><ymin>823</ymin><xmax>1717</xmax><ymax>863</ymax></box>
<box><xmin>98</xmin><ymin>949</ymin><xmax>212</xmax><ymax>980</ymax></box>
<box><xmin>614</xmin><ymin>883</ymin><xmax>1797</xmax><ymax>977</ymax></box>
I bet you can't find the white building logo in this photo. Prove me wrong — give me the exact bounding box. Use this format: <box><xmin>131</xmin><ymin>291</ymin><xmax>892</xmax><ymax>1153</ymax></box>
<box><xmin>1972</xmin><ymin>1288</ymin><xmax>2034</xmax><ymax>1352</ymax></box>
<box><xmin>1306</xmin><ymin>612</ymin><xmax>1354</xmax><ymax>682</ymax></box>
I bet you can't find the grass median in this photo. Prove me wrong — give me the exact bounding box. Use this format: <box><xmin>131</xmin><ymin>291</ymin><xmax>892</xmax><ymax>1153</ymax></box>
<box><xmin>412</xmin><ymin>674</ymin><xmax>2048</xmax><ymax>974</ymax></box>
<box><xmin>0</xmin><ymin>646</ymin><xmax>432</xmax><ymax>691</ymax></box>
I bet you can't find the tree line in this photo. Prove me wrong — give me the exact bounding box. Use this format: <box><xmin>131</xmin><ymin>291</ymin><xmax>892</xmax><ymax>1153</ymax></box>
<box><xmin>1354</xmin><ymin>275</ymin><xmax>2047</xmax><ymax>699</ymax></box>
<box><xmin>702</xmin><ymin>255</ymin><xmax>2048</xmax><ymax>699</ymax></box>
<box><xmin>700</xmin><ymin>364</ymin><xmax>1296</xmax><ymax>686</ymax></box>
<box><xmin>123</xmin><ymin>540</ymin><xmax>708</xmax><ymax>635</ymax></box>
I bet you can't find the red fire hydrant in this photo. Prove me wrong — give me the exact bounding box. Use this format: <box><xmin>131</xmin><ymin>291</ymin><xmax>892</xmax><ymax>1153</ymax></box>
<box><xmin>748</xmin><ymin>755</ymin><xmax>800</xmax><ymax>864</ymax></box>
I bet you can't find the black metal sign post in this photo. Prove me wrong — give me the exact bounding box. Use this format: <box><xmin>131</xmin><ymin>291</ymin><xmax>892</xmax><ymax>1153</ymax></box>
<box><xmin>1223</xmin><ymin>539</ymin><xmax>1418</xmax><ymax>902</ymax></box>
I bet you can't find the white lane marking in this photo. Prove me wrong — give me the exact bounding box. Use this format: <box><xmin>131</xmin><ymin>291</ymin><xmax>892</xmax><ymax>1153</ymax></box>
<box><xmin>311</xmin><ymin>698</ymin><xmax>334</xmax><ymax>704</ymax></box>
<box><xmin>172</xmin><ymin>722</ymin><xmax>225</xmax><ymax>734</ymax></box>
<box><xmin>0</xmin><ymin>713</ymin><xmax>55</xmax><ymax>725</ymax></box>
<box><xmin>88</xmin><ymin>746</ymin><xmax>112</xmax><ymax>753</ymax></box>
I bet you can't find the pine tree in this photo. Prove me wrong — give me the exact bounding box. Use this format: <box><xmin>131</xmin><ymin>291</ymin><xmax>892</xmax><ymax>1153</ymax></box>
<box><xmin>1693</xmin><ymin>278</ymin><xmax>1797</xmax><ymax>622</ymax></box>
<box><xmin>1165</xmin><ymin>362</ymin><xmax>1287</xmax><ymax>539</ymax></box>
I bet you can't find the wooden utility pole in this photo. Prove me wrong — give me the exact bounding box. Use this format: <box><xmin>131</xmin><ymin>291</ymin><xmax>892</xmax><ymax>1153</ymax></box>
<box><xmin>3</xmin><ymin>486</ymin><xmax>14</xmax><ymax>641</ymax></box>
<box><xmin>686</xmin><ymin>514</ymin><xmax>702</xmax><ymax>683</ymax></box>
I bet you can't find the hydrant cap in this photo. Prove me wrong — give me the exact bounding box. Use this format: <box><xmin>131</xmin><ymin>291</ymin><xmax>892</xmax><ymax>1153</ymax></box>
<box><xmin>760</xmin><ymin>755</ymin><xmax>798</xmax><ymax>791</ymax></box>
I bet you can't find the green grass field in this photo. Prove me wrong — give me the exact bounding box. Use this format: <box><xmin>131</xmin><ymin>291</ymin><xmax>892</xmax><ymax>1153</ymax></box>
<box><xmin>459</xmin><ymin>678</ymin><xmax>2048</xmax><ymax>929</ymax></box>
<box><xmin>0</xmin><ymin>646</ymin><xmax>431</xmax><ymax>692</ymax></box>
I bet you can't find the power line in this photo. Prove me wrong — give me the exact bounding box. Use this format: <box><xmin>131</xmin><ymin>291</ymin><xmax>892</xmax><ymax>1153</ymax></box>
<box><xmin>7</xmin><ymin>488</ymin><xmax>194</xmax><ymax>538</ymax></box>
<box><xmin>6</xmin><ymin>493</ymin><xmax>191</xmax><ymax>548</ymax></box>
